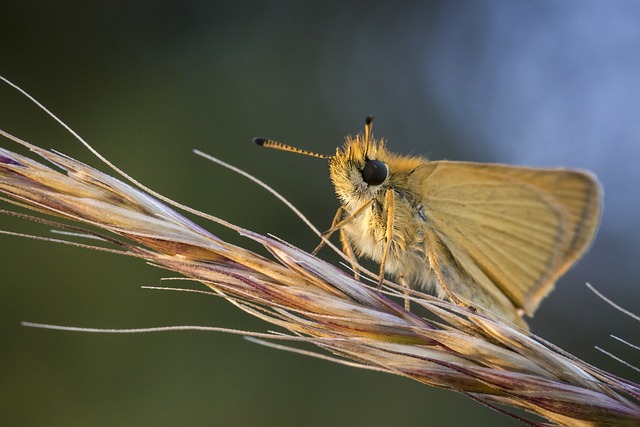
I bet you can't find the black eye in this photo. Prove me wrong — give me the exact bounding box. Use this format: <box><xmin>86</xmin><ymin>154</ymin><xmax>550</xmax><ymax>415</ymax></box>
<box><xmin>361</xmin><ymin>159</ymin><xmax>388</xmax><ymax>186</ymax></box>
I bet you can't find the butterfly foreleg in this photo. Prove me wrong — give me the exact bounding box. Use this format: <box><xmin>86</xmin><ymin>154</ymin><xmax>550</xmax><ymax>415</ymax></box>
<box><xmin>378</xmin><ymin>188</ymin><xmax>395</xmax><ymax>290</ymax></box>
<box><xmin>312</xmin><ymin>206</ymin><xmax>345</xmax><ymax>255</ymax></box>
<box><xmin>312</xmin><ymin>200</ymin><xmax>374</xmax><ymax>256</ymax></box>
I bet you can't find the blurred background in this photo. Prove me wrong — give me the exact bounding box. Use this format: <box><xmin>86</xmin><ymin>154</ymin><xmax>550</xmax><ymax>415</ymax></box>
<box><xmin>1</xmin><ymin>2</ymin><xmax>639</xmax><ymax>426</ymax></box>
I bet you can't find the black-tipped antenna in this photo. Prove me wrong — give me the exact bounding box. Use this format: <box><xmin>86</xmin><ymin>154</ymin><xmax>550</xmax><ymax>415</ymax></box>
<box><xmin>364</xmin><ymin>116</ymin><xmax>374</xmax><ymax>157</ymax></box>
<box><xmin>254</xmin><ymin>137</ymin><xmax>330</xmax><ymax>159</ymax></box>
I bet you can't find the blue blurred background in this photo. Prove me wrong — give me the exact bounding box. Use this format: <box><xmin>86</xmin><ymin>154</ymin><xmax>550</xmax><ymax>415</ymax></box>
<box><xmin>1</xmin><ymin>2</ymin><xmax>638</xmax><ymax>426</ymax></box>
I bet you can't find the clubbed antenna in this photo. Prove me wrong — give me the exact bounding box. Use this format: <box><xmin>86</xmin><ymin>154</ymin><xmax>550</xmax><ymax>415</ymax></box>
<box><xmin>254</xmin><ymin>137</ymin><xmax>330</xmax><ymax>159</ymax></box>
<box><xmin>364</xmin><ymin>115</ymin><xmax>374</xmax><ymax>157</ymax></box>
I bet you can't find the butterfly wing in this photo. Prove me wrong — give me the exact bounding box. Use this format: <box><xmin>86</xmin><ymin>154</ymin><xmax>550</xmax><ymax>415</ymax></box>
<box><xmin>410</xmin><ymin>161</ymin><xmax>601</xmax><ymax>316</ymax></box>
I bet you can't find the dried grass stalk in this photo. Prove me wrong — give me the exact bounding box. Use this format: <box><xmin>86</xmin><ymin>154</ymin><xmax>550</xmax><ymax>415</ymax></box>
<box><xmin>1</xmin><ymin>97</ymin><xmax>639</xmax><ymax>426</ymax></box>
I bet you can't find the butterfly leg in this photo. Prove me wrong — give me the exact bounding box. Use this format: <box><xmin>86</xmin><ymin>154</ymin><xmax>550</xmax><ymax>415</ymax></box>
<box><xmin>312</xmin><ymin>206</ymin><xmax>344</xmax><ymax>255</ymax></box>
<box><xmin>339</xmin><ymin>227</ymin><xmax>363</xmax><ymax>280</ymax></box>
<box><xmin>428</xmin><ymin>253</ymin><xmax>477</xmax><ymax>313</ymax></box>
<box><xmin>398</xmin><ymin>276</ymin><xmax>412</xmax><ymax>310</ymax></box>
<box><xmin>312</xmin><ymin>200</ymin><xmax>374</xmax><ymax>255</ymax></box>
<box><xmin>379</xmin><ymin>190</ymin><xmax>412</xmax><ymax>310</ymax></box>
<box><xmin>377</xmin><ymin>189</ymin><xmax>395</xmax><ymax>290</ymax></box>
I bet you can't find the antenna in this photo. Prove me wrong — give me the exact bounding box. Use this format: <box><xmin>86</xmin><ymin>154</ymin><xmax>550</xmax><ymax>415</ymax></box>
<box><xmin>364</xmin><ymin>116</ymin><xmax>374</xmax><ymax>157</ymax></box>
<box><xmin>254</xmin><ymin>138</ymin><xmax>330</xmax><ymax>159</ymax></box>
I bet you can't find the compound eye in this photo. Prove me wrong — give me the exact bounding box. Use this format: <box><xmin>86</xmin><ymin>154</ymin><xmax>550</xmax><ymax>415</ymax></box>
<box><xmin>361</xmin><ymin>159</ymin><xmax>388</xmax><ymax>186</ymax></box>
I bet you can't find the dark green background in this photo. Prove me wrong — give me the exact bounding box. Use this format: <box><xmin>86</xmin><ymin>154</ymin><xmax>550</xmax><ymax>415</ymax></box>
<box><xmin>1</xmin><ymin>2</ymin><xmax>639</xmax><ymax>426</ymax></box>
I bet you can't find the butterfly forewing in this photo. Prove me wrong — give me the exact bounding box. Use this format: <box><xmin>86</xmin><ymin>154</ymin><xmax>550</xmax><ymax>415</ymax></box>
<box><xmin>411</xmin><ymin>161</ymin><xmax>601</xmax><ymax>315</ymax></box>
